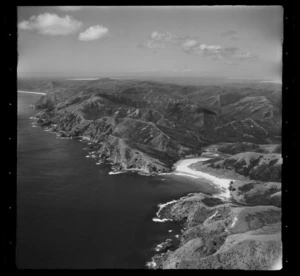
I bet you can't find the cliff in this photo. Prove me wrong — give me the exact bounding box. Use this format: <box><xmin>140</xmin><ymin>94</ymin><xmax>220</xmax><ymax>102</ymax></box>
<box><xmin>150</xmin><ymin>142</ymin><xmax>282</xmax><ymax>270</ymax></box>
<box><xmin>150</xmin><ymin>184</ymin><xmax>281</xmax><ymax>270</ymax></box>
<box><xmin>23</xmin><ymin>78</ymin><xmax>281</xmax><ymax>173</ymax></box>
<box><xmin>20</xmin><ymin>77</ymin><xmax>282</xmax><ymax>269</ymax></box>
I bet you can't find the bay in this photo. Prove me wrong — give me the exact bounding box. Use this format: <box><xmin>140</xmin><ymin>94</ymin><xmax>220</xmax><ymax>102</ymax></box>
<box><xmin>17</xmin><ymin>92</ymin><xmax>215</xmax><ymax>269</ymax></box>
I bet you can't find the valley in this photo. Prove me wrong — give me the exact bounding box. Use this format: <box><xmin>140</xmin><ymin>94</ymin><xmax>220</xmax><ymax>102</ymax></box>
<box><xmin>18</xmin><ymin>77</ymin><xmax>282</xmax><ymax>269</ymax></box>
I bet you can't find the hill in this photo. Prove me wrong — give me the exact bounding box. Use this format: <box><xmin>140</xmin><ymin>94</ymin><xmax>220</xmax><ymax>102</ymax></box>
<box><xmin>19</xmin><ymin>78</ymin><xmax>281</xmax><ymax>173</ymax></box>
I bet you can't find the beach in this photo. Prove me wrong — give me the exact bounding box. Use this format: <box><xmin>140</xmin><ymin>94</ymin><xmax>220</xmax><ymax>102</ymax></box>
<box><xmin>172</xmin><ymin>157</ymin><xmax>233</xmax><ymax>198</ymax></box>
<box><xmin>18</xmin><ymin>90</ymin><xmax>47</xmax><ymax>95</ymax></box>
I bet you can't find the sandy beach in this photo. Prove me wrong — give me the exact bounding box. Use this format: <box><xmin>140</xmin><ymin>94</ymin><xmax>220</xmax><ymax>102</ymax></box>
<box><xmin>18</xmin><ymin>90</ymin><xmax>47</xmax><ymax>95</ymax></box>
<box><xmin>173</xmin><ymin>157</ymin><xmax>233</xmax><ymax>198</ymax></box>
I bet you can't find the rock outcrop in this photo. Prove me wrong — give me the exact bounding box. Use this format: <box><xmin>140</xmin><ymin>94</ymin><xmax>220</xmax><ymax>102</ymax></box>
<box><xmin>150</xmin><ymin>141</ymin><xmax>282</xmax><ymax>270</ymax></box>
<box><xmin>151</xmin><ymin>191</ymin><xmax>282</xmax><ymax>270</ymax></box>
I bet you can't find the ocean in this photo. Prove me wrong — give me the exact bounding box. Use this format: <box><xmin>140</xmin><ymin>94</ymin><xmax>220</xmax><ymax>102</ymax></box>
<box><xmin>17</xmin><ymin>92</ymin><xmax>215</xmax><ymax>269</ymax></box>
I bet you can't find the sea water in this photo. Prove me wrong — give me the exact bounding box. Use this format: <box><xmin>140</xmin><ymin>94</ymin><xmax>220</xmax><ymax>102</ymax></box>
<box><xmin>17</xmin><ymin>92</ymin><xmax>215</xmax><ymax>268</ymax></box>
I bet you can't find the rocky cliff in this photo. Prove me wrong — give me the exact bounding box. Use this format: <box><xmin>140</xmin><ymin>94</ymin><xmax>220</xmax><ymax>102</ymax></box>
<box><xmin>19</xmin><ymin>78</ymin><xmax>282</xmax><ymax>269</ymax></box>
<box><xmin>150</xmin><ymin>142</ymin><xmax>282</xmax><ymax>270</ymax></box>
<box><xmin>150</xmin><ymin>183</ymin><xmax>281</xmax><ymax>270</ymax></box>
<box><xmin>20</xmin><ymin>78</ymin><xmax>281</xmax><ymax>173</ymax></box>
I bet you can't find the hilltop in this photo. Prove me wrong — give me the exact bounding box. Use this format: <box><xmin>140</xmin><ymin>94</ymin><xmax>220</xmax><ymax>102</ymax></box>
<box><xmin>19</xmin><ymin>78</ymin><xmax>282</xmax><ymax>269</ymax></box>
<box><xmin>149</xmin><ymin>142</ymin><xmax>282</xmax><ymax>270</ymax></box>
<box><xmin>19</xmin><ymin>78</ymin><xmax>281</xmax><ymax>174</ymax></box>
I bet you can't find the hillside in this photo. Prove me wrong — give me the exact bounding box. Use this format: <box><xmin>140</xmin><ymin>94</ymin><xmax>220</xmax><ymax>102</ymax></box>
<box><xmin>150</xmin><ymin>182</ymin><xmax>281</xmax><ymax>270</ymax></box>
<box><xmin>199</xmin><ymin>152</ymin><xmax>282</xmax><ymax>182</ymax></box>
<box><xmin>19</xmin><ymin>78</ymin><xmax>282</xmax><ymax>269</ymax></box>
<box><xmin>216</xmin><ymin>142</ymin><xmax>281</xmax><ymax>155</ymax></box>
<box><xmin>149</xmin><ymin>141</ymin><xmax>282</xmax><ymax>269</ymax></box>
<box><xmin>19</xmin><ymin>78</ymin><xmax>281</xmax><ymax>174</ymax></box>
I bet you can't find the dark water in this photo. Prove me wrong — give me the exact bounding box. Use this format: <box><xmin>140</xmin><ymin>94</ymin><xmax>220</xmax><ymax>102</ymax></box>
<box><xmin>17</xmin><ymin>93</ymin><xmax>214</xmax><ymax>269</ymax></box>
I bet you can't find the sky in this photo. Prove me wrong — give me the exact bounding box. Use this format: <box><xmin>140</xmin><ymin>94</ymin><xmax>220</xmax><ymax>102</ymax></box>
<box><xmin>17</xmin><ymin>6</ymin><xmax>283</xmax><ymax>81</ymax></box>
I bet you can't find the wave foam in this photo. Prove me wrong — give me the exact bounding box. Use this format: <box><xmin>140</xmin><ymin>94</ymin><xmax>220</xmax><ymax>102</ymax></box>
<box><xmin>108</xmin><ymin>171</ymin><xmax>123</xmax><ymax>175</ymax></box>
<box><xmin>157</xmin><ymin>199</ymin><xmax>177</xmax><ymax>209</ymax></box>
<box><xmin>152</xmin><ymin>218</ymin><xmax>172</xmax><ymax>222</ymax></box>
<box><xmin>146</xmin><ymin>259</ymin><xmax>157</xmax><ymax>269</ymax></box>
<box><xmin>152</xmin><ymin>199</ymin><xmax>178</xmax><ymax>222</ymax></box>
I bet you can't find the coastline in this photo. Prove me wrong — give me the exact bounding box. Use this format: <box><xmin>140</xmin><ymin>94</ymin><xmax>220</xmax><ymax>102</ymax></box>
<box><xmin>149</xmin><ymin>153</ymin><xmax>282</xmax><ymax>269</ymax></box>
<box><xmin>35</xmin><ymin>114</ymin><xmax>234</xmax><ymax>197</ymax></box>
<box><xmin>26</xmin><ymin>92</ymin><xmax>281</xmax><ymax>269</ymax></box>
<box><xmin>20</xmin><ymin>93</ymin><xmax>205</xmax><ymax>269</ymax></box>
<box><xmin>172</xmin><ymin>157</ymin><xmax>234</xmax><ymax>199</ymax></box>
<box><xmin>148</xmin><ymin>156</ymin><xmax>236</xmax><ymax>268</ymax></box>
<box><xmin>33</xmin><ymin>114</ymin><xmax>233</xmax><ymax>198</ymax></box>
<box><xmin>33</xmin><ymin>114</ymin><xmax>280</xmax><ymax>270</ymax></box>
<box><xmin>34</xmin><ymin>119</ymin><xmax>168</xmax><ymax>176</ymax></box>
<box><xmin>18</xmin><ymin>90</ymin><xmax>47</xmax><ymax>95</ymax></box>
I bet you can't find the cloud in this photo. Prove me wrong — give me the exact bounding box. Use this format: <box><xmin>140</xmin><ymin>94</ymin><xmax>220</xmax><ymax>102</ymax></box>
<box><xmin>171</xmin><ymin>68</ymin><xmax>193</xmax><ymax>72</ymax></box>
<box><xmin>220</xmin><ymin>30</ymin><xmax>240</xmax><ymax>40</ymax></box>
<box><xmin>55</xmin><ymin>6</ymin><xmax>114</xmax><ymax>11</ymax></box>
<box><xmin>18</xmin><ymin>13</ymin><xmax>82</xmax><ymax>35</ymax></box>
<box><xmin>56</xmin><ymin>6</ymin><xmax>83</xmax><ymax>12</ymax></box>
<box><xmin>138</xmin><ymin>31</ymin><xmax>181</xmax><ymax>49</ymax></box>
<box><xmin>183</xmin><ymin>41</ymin><xmax>257</xmax><ymax>61</ymax></box>
<box><xmin>78</xmin><ymin>25</ymin><xmax>109</xmax><ymax>41</ymax></box>
<box><xmin>139</xmin><ymin>31</ymin><xmax>256</xmax><ymax>62</ymax></box>
<box><xmin>220</xmin><ymin>30</ymin><xmax>237</xmax><ymax>37</ymax></box>
<box><xmin>182</xmin><ymin>39</ymin><xmax>198</xmax><ymax>48</ymax></box>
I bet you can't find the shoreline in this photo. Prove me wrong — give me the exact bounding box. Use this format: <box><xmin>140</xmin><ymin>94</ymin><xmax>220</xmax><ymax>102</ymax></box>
<box><xmin>150</xmin><ymin>156</ymin><xmax>235</xmax><ymax>259</ymax></box>
<box><xmin>149</xmin><ymin>153</ymin><xmax>282</xmax><ymax>269</ymax></box>
<box><xmin>172</xmin><ymin>157</ymin><xmax>234</xmax><ymax>199</ymax></box>
<box><xmin>35</xmin><ymin>120</ymin><xmax>168</xmax><ymax>176</ymax></box>
<box><xmin>33</xmin><ymin>116</ymin><xmax>234</xmax><ymax>198</ymax></box>
<box><xmin>18</xmin><ymin>90</ymin><xmax>47</xmax><ymax>95</ymax></box>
